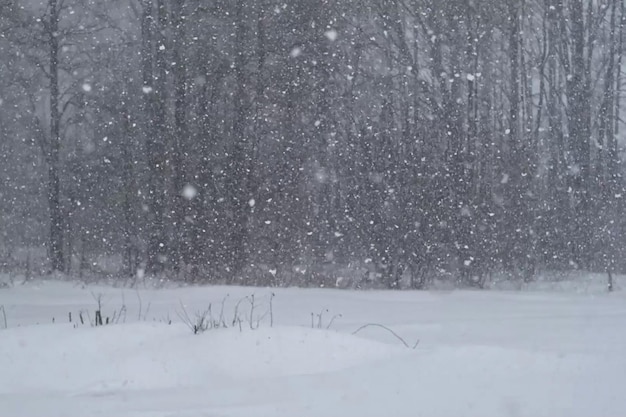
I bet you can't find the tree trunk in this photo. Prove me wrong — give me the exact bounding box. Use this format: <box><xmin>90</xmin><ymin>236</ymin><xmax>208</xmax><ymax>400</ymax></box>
<box><xmin>121</xmin><ymin>106</ymin><xmax>138</xmax><ymax>277</ymax></box>
<box><xmin>170</xmin><ymin>0</ymin><xmax>187</xmax><ymax>274</ymax></box>
<box><xmin>47</xmin><ymin>0</ymin><xmax>64</xmax><ymax>273</ymax></box>
<box><xmin>142</xmin><ymin>0</ymin><xmax>168</xmax><ymax>275</ymax></box>
<box><xmin>567</xmin><ymin>0</ymin><xmax>592</xmax><ymax>268</ymax></box>
<box><xmin>228</xmin><ymin>0</ymin><xmax>250</xmax><ymax>278</ymax></box>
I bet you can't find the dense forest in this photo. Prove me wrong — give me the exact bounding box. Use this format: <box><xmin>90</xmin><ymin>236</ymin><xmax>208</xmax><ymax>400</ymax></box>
<box><xmin>0</xmin><ymin>0</ymin><xmax>624</xmax><ymax>288</ymax></box>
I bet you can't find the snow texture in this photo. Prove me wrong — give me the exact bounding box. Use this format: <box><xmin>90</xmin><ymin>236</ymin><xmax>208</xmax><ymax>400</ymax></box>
<box><xmin>1</xmin><ymin>280</ymin><xmax>626</xmax><ymax>416</ymax></box>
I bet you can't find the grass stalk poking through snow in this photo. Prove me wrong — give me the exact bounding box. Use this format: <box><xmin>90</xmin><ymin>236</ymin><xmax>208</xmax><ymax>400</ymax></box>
<box><xmin>177</xmin><ymin>293</ymin><xmax>275</xmax><ymax>334</ymax></box>
<box><xmin>311</xmin><ymin>309</ymin><xmax>342</xmax><ymax>329</ymax></box>
<box><xmin>0</xmin><ymin>305</ymin><xmax>6</xmax><ymax>329</ymax></box>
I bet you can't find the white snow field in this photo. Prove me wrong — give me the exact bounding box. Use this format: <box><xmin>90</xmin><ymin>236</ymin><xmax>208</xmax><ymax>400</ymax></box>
<box><xmin>1</xmin><ymin>277</ymin><xmax>626</xmax><ymax>417</ymax></box>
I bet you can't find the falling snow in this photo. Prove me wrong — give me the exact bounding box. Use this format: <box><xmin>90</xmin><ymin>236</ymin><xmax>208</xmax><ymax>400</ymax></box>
<box><xmin>0</xmin><ymin>1</ymin><xmax>625</xmax><ymax>413</ymax></box>
<box><xmin>182</xmin><ymin>184</ymin><xmax>197</xmax><ymax>200</ymax></box>
<box><xmin>324</xmin><ymin>29</ymin><xmax>338</xmax><ymax>41</ymax></box>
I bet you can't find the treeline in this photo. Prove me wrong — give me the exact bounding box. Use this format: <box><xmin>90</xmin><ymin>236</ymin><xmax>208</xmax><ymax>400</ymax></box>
<box><xmin>0</xmin><ymin>0</ymin><xmax>625</xmax><ymax>287</ymax></box>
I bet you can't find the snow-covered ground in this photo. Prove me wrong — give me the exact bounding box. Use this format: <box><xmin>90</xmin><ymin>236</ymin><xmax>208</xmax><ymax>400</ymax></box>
<box><xmin>2</xmin><ymin>278</ymin><xmax>626</xmax><ymax>416</ymax></box>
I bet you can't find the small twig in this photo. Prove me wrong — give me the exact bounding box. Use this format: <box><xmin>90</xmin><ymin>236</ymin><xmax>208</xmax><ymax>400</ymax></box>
<box><xmin>136</xmin><ymin>289</ymin><xmax>143</xmax><ymax>321</ymax></box>
<box><xmin>269</xmin><ymin>292</ymin><xmax>275</xmax><ymax>328</ymax></box>
<box><xmin>232</xmin><ymin>297</ymin><xmax>246</xmax><ymax>327</ymax></box>
<box><xmin>255</xmin><ymin>308</ymin><xmax>271</xmax><ymax>328</ymax></box>
<box><xmin>247</xmin><ymin>294</ymin><xmax>256</xmax><ymax>330</ymax></box>
<box><xmin>176</xmin><ymin>300</ymin><xmax>195</xmax><ymax>333</ymax></box>
<box><xmin>218</xmin><ymin>295</ymin><xmax>229</xmax><ymax>327</ymax></box>
<box><xmin>117</xmin><ymin>304</ymin><xmax>127</xmax><ymax>324</ymax></box>
<box><xmin>196</xmin><ymin>306</ymin><xmax>210</xmax><ymax>334</ymax></box>
<box><xmin>121</xmin><ymin>291</ymin><xmax>126</xmax><ymax>322</ymax></box>
<box><xmin>206</xmin><ymin>304</ymin><xmax>213</xmax><ymax>329</ymax></box>
<box><xmin>91</xmin><ymin>292</ymin><xmax>103</xmax><ymax>312</ymax></box>
<box><xmin>317</xmin><ymin>308</ymin><xmax>328</xmax><ymax>329</ymax></box>
<box><xmin>326</xmin><ymin>313</ymin><xmax>342</xmax><ymax>329</ymax></box>
<box><xmin>176</xmin><ymin>300</ymin><xmax>213</xmax><ymax>334</ymax></box>
<box><xmin>352</xmin><ymin>323</ymin><xmax>419</xmax><ymax>349</ymax></box>
<box><xmin>143</xmin><ymin>301</ymin><xmax>151</xmax><ymax>321</ymax></box>
<box><xmin>91</xmin><ymin>292</ymin><xmax>103</xmax><ymax>326</ymax></box>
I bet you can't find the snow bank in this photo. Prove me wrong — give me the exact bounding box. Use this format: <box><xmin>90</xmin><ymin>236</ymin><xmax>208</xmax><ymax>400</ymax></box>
<box><xmin>2</xmin><ymin>281</ymin><xmax>626</xmax><ymax>416</ymax></box>
<box><xmin>0</xmin><ymin>323</ymin><xmax>404</xmax><ymax>395</ymax></box>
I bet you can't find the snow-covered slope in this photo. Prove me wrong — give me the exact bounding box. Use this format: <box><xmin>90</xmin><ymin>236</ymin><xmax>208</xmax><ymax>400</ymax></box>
<box><xmin>1</xmin><ymin>281</ymin><xmax>626</xmax><ymax>416</ymax></box>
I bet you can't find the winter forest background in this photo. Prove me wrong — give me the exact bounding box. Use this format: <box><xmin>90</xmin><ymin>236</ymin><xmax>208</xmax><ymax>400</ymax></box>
<box><xmin>0</xmin><ymin>0</ymin><xmax>625</xmax><ymax>288</ymax></box>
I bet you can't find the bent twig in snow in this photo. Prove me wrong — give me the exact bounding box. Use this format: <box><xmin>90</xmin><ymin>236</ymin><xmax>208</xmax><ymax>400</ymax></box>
<box><xmin>352</xmin><ymin>323</ymin><xmax>419</xmax><ymax>349</ymax></box>
<box><xmin>326</xmin><ymin>313</ymin><xmax>342</xmax><ymax>329</ymax></box>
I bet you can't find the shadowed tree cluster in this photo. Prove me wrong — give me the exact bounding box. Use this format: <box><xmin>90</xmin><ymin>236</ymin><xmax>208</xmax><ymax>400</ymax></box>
<box><xmin>0</xmin><ymin>0</ymin><xmax>625</xmax><ymax>287</ymax></box>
